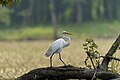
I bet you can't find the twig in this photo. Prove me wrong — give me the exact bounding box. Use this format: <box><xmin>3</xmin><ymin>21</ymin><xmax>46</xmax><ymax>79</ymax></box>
<box><xmin>91</xmin><ymin>67</ymin><xmax>97</xmax><ymax>80</ymax></box>
<box><xmin>86</xmin><ymin>52</ymin><xmax>96</xmax><ymax>69</ymax></box>
<box><xmin>106</xmin><ymin>56</ymin><xmax>120</xmax><ymax>61</ymax></box>
<box><xmin>86</xmin><ymin>52</ymin><xmax>97</xmax><ymax>80</ymax></box>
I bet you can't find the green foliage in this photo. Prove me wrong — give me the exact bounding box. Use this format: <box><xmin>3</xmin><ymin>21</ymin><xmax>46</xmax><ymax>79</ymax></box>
<box><xmin>0</xmin><ymin>6</ymin><xmax>13</xmax><ymax>25</ymax></box>
<box><xmin>83</xmin><ymin>38</ymin><xmax>120</xmax><ymax>74</ymax></box>
<box><xmin>0</xmin><ymin>21</ymin><xmax>119</xmax><ymax>40</ymax></box>
<box><xmin>83</xmin><ymin>38</ymin><xmax>100</xmax><ymax>68</ymax></box>
<box><xmin>0</xmin><ymin>0</ymin><xmax>21</xmax><ymax>6</ymax></box>
<box><xmin>0</xmin><ymin>0</ymin><xmax>120</xmax><ymax>26</ymax></box>
<box><xmin>18</xmin><ymin>9</ymin><xmax>31</xmax><ymax>17</ymax></box>
<box><xmin>0</xmin><ymin>25</ymin><xmax>53</xmax><ymax>40</ymax></box>
<box><xmin>83</xmin><ymin>38</ymin><xmax>99</xmax><ymax>55</ymax></box>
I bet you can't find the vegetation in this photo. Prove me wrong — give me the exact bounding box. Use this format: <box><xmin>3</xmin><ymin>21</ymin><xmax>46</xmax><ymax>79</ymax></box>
<box><xmin>0</xmin><ymin>0</ymin><xmax>120</xmax><ymax>40</ymax></box>
<box><xmin>0</xmin><ymin>21</ymin><xmax>119</xmax><ymax>40</ymax></box>
<box><xmin>0</xmin><ymin>0</ymin><xmax>120</xmax><ymax>26</ymax></box>
<box><xmin>83</xmin><ymin>38</ymin><xmax>100</xmax><ymax>69</ymax></box>
<box><xmin>0</xmin><ymin>0</ymin><xmax>21</xmax><ymax>6</ymax></box>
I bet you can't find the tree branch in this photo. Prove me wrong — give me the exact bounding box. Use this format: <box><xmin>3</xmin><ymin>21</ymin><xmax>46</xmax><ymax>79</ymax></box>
<box><xmin>100</xmin><ymin>35</ymin><xmax>120</xmax><ymax>70</ymax></box>
<box><xmin>86</xmin><ymin>52</ymin><xmax>96</xmax><ymax>69</ymax></box>
<box><xmin>98</xmin><ymin>56</ymin><xmax>120</xmax><ymax>61</ymax></box>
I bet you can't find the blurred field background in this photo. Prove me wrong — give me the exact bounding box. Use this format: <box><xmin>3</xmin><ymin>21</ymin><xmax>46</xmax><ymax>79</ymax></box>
<box><xmin>0</xmin><ymin>0</ymin><xmax>120</xmax><ymax>79</ymax></box>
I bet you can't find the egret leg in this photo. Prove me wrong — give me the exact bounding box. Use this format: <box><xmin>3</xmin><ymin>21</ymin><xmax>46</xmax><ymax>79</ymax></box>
<box><xmin>50</xmin><ymin>53</ymin><xmax>54</xmax><ymax>67</ymax></box>
<box><xmin>59</xmin><ymin>53</ymin><xmax>66</xmax><ymax>66</ymax></box>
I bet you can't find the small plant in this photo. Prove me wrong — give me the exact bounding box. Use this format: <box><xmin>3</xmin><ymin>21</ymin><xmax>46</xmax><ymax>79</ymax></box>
<box><xmin>83</xmin><ymin>38</ymin><xmax>120</xmax><ymax>79</ymax></box>
<box><xmin>83</xmin><ymin>38</ymin><xmax>100</xmax><ymax>68</ymax></box>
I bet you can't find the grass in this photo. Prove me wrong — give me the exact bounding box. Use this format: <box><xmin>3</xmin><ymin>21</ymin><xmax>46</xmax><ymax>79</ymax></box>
<box><xmin>59</xmin><ymin>21</ymin><xmax>120</xmax><ymax>37</ymax></box>
<box><xmin>0</xmin><ymin>21</ymin><xmax>120</xmax><ymax>40</ymax></box>
<box><xmin>0</xmin><ymin>39</ymin><xmax>119</xmax><ymax>79</ymax></box>
<box><xmin>0</xmin><ymin>26</ymin><xmax>53</xmax><ymax>40</ymax></box>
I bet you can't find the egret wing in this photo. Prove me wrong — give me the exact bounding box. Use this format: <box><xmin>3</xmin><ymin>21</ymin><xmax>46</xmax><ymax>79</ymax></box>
<box><xmin>45</xmin><ymin>39</ymin><xmax>64</xmax><ymax>57</ymax></box>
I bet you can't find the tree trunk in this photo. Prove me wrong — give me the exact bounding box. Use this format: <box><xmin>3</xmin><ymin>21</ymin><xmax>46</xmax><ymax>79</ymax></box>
<box><xmin>76</xmin><ymin>0</ymin><xmax>83</xmax><ymax>23</ymax></box>
<box><xmin>50</xmin><ymin>0</ymin><xmax>58</xmax><ymax>40</ymax></box>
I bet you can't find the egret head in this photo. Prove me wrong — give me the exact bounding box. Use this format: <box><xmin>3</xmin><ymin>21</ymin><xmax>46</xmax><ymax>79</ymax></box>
<box><xmin>62</xmin><ymin>31</ymin><xmax>73</xmax><ymax>35</ymax></box>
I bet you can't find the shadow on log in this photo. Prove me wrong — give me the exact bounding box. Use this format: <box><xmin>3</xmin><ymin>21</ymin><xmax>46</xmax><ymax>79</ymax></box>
<box><xmin>16</xmin><ymin>35</ymin><xmax>120</xmax><ymax>80</ymax></box>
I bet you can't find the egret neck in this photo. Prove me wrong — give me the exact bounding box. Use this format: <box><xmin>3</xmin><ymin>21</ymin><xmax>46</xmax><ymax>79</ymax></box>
<box><xmin>62</xmin><ymin>34</ymin><xmax>70</xmax><ymax>48</ymax></box>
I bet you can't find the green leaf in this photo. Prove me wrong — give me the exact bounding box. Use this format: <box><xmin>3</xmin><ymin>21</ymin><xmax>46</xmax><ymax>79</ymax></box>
<box><xmin>95</xmin><ymin>50</ymin><xmax>99</xmax><ymax>54</ymax></box>
<box><xmin>86</xmin><ymin>38</ymin><xmax>93</xmax><ymax>43</ymax></box>
<box><xmin>83</xmin><ymin>43</ymin><xmax>87</xmax><ymax>46</ymax></box>
<box><xmin>92</xmin><ymin>43</ymin><xmax>98</xmax><ymax>48</ymax></box>
<box><xmin>84</xmin><ymin>47</ymin><xmax>88</xmax><ymax>51</ymax></box>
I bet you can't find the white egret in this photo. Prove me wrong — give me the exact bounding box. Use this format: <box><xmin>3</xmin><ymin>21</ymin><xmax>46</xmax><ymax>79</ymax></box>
<box><xmin>45</xmin><ymin>31</ymin><xmax>72</xmax><ymax>67</ymax></box>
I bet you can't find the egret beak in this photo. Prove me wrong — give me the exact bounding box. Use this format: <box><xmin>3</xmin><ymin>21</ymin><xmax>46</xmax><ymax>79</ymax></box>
<box><xmin>65</xmin><ymin>32</ymin><xmax>73</xmax><ymax>35</ymax></box>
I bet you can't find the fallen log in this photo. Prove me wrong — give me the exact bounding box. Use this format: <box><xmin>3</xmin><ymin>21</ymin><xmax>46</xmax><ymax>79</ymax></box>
<box><xmin>16</xmin><ymin>66</ymin><xmax>120</xmax><ymax>80</ymax></box>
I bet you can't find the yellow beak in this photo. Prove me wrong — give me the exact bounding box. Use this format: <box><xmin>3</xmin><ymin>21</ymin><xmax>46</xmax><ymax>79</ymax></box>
<box><xmin>65</xmin><ymin>32</ymin><xmax>73</xmax><ymax>35</ymax></box>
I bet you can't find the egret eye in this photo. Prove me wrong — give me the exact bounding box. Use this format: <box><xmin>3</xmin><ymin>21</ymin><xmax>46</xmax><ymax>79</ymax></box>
<box><xmin>62</xmin><ymin>31</ymin><xmax>67</xmax><ymax>34</ymax></box>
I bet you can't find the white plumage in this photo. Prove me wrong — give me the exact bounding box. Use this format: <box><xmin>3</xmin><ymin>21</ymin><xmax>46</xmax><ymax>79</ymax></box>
<box><xmin>45</xmin><ymin>31</ymin><xmax>72</xmax><ymax>67</ymax></box>
<box><xmin>45</xmin><ymin>39</ymin><xmax>64</xmax><ymax>57</ymax></box>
